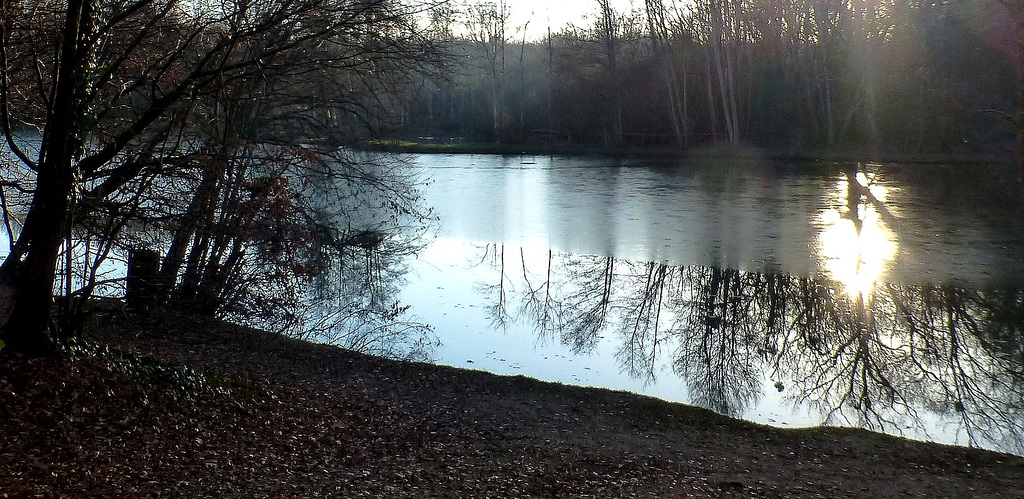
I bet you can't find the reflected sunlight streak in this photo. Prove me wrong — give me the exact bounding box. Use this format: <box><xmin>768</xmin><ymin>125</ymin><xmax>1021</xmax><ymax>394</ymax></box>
<box><xmin>818</xmin><ymin>173</ymin><xmax>898</xmax><ymax>301</ymax></box>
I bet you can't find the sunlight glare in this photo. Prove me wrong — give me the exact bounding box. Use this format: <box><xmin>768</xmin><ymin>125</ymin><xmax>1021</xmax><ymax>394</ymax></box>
<box><xmin>817</xmin><ymin>173</ymin><xmax>898</xmax><ymax>302</ymax></box>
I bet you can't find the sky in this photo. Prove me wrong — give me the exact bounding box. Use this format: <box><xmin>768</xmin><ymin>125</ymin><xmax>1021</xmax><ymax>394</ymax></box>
<box><xmin>454</xmin><ymin>0</ymin><xmax>638</xmax><ymax>40</ymax></box>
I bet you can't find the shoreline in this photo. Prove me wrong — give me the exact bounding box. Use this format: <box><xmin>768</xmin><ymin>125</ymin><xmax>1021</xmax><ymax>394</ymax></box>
<box><xmin>2</xmin><ymin>307</ymin><xmax>1022</xmax><ymax>496</ymax></box>
<box><xmin>359</xmin><ymin>139</ymin><xmax>1015</xmax><ymax>166</ymax></box>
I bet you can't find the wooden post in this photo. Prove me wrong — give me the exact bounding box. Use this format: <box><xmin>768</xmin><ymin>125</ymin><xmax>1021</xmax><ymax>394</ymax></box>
<box><xmin>126</xmin><ymin>248</ymin><xmax>161</xmax><ymax>311</ymax></box>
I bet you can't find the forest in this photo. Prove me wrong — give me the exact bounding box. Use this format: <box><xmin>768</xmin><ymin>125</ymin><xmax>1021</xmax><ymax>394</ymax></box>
<box><xmin>403</xmin><ymin>0</ymin><xmax>1023</xmax><ymax>158</ymax></box>
<box><xmin>3</xmin><ymin>1</ymin><xmax>1024</xmax><ymax>494</ymax></box>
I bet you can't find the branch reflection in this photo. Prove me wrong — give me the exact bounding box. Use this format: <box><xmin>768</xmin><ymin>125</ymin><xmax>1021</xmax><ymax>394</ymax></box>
<box><xmin>475</xmin><ymin>243</ymin><xmax>1024</xmax><ymax>453</ymax></box>
<box><xmin>670</xmin><ymin>266</ymin><xmax>769</xmax><ymax>417</ymax></box>
<box><xmin>560</xmin><ymin>255</ymin><xmax>615</xmax><ymax>354</ymax></box>
<box><xmin>474</xmin><ymin>243</ymin><xmax>514</xmax><ymax>330</ymax></box>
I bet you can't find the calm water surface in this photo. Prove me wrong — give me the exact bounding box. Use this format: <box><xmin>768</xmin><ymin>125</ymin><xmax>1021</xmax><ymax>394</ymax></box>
<box><xmin>400</xmin><ymin>153</ymin><xmax>1024</xmax><ymax>455</ymax></box>
<box><xmin>3</xmin><ymin>145</ymin><xmax>1021</xmax><ymax>455</ymax></box>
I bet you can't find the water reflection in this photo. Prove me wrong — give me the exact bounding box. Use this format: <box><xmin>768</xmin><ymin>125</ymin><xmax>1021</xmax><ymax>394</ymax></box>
<box><xmin>466</xmin><ymin>242</ymin><xmax>1024</xmax><ymax>452</ymax></box>
<box><xmin>818</xmin><ymin>168</ymin><xmax>898</xmax><ymax>301</ymax></box>
<box><xmin>409</xmin><ymin>156</ymin><xmax>1023</xmax><ymax>453</ymax></box>
<box><xmin>418</xmin><ymin>155</ymin><xmax>1023</xmax><ymax>288</ymax></box>
<box><xmin>299</xmin><ymin>239</ymin><xmax>437</xmax><ymax>362</ymax></box>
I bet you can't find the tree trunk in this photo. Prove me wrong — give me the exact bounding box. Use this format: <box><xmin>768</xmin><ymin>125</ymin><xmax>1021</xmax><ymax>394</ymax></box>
<box><xmin>598</xmin><ymin>0</ymin><xmax>623</xmax><ymax>146</ymax></box>
<box><xmin>712</xmin><ymin>38</ymin><xmax>735</xmax><ymax>144</ymax></box>
<box><xmin>1017</xmin><ymin>27</ymin><xmax>1024</xmax><ymax>185</ymax></box>
<box><xmin>159</xmin><ymin>159</ymin><xmax>225</xmax><ymax>293</ymax></box>
<box><xmin>709</xmin><ymin>0</ymin><xmax>738</xmax><ymax>146</ymax></box>
<box><xmin>665</xmin><ymin>42</ymin><xmax>687</xmax><ymax>145</ymax></box>
<box><xmin>705</xmin><ymin>53</ymin><xmax>719</xmax><ymax>140</ymax></box>
<box><xmin>0</xmin><ymin>0</ymin><xmax>87</xmax><ymax>353</ymax></box>
<box><xmin>0</xmin><ymin>171</ymin><xmax>73</xmax><ymax>353</ymax></box>
<box><xmin>645</xmin><ymin>0</ymin><xmax>686</xmax><ymax>148</ymax></box>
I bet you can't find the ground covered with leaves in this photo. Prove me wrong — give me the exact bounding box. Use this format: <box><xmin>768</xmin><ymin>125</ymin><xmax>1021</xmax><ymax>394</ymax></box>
<box><xmin>2</xmin><ymin>308</ymin><xmax>1023</xmax><ymax>497</ymax></box>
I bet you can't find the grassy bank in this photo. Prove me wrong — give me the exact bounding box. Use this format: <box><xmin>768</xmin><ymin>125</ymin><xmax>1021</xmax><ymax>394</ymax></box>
<box><xmin>2</xmin><ymin>307</ymin><xmax>1022</xmax><ymax>497</ymax></box>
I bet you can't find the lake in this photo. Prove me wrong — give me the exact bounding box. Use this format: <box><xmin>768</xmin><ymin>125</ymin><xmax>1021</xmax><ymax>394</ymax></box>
<box><xmin>2</xmin><ymin>146</ymin><xmax>1021</xmax><ymax>455</ymax></box>
<box><xmin>399</xmin><ymin>153</ymin><xmax>1024</xmax><ymax>455</ymax></box>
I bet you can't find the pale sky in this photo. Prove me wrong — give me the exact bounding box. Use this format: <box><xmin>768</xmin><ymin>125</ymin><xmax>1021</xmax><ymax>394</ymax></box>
<box><xmin>455</xmin><ymin>0</ymin><xmax>638</xmax><ymax>40</ymax></box>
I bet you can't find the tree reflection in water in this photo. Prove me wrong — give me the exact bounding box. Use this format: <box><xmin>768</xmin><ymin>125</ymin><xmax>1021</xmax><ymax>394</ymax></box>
<box><xmin>556</xmin><ymin>255</ymin><xmax>615</xmax><ymax>354</ymax></box>
<box><xmin>670</xmin><ymin>266</ymin><xmax>768</xmax><ymax>417</ymax></box>
<box><xmin>473</xmin><ymin>247</ymin><xmax>1024</xmax><ymax>452</ymax></box>
<box><xmin>455</xmin><ymin>164</ymin><xmax>1022</xmax><ymax>452</ymax></box>
<box><xmin>518</xmin><ymin>248</ymin><xmax>559</xmax><ymax>340</ymax></box>
<box><xmin>474</xmin><ymin>243</ymin><xmax>514</xmax><ymax>330</ymax></box>
<box><xmin>615</xmin><ymin>261</ymin><xmax>669</xmax><ymax>383</ymax></box>
<box><xmin>296</xmin><ymin>236</ymin><xmax>438</xmax><ymax>362</ymax></box>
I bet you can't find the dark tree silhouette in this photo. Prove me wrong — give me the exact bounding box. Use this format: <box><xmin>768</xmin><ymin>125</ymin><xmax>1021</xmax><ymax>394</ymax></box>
<box><xmin>0</xmin><ymin>0</ymin><xmax>440</xmax><ymax>353</ymax></box>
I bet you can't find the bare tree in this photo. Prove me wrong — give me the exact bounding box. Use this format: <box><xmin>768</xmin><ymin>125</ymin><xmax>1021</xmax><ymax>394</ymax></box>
<box><xmin>595</xmin><ymin>0</ymin><xmax>624</xmax><ymax>145</ymax></box>
<box><xmin>0</xmin><ymin>0</ymin><xmax>439</xmax><ymax>353</ymax></box>
<box><xmin>644</xmin><ymin>0</ymin><xmax>688</xmax><ymax>147</ymax></box>
<box><xmin>464</xmin><ymin>0</ymin><xmax>514</xmax><ymax>140</ymax></box>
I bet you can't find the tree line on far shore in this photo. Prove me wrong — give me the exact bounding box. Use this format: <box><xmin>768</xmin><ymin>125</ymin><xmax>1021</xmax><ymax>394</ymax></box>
<box><xmin>403</xmin><ymin>0</ymin><xmax>1022</xmax><ymax>158</ymax></box>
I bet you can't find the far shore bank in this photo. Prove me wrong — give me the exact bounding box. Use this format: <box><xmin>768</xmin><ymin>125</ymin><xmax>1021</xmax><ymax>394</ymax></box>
<box><xmin>359</xmin><ymin>139</ymin><xmax>1015</xmax><ymax>166</ymax></box>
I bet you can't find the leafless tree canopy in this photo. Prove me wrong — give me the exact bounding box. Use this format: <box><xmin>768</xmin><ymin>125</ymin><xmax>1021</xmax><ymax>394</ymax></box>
<box><xmin>404</xmin><ymin>0</ymin><xmax>1021</xmax><ymax>156</ymax></box>
<box><xmin>0</xmin><ymin>0</ymin><xmax>444</xmax><ymax>353</ymax></box>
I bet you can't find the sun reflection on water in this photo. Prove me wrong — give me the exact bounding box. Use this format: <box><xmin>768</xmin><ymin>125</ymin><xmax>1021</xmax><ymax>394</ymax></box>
<box><xmin>817</xmin><ymin>170</ymin><xmax>898</xmax><ymax>302</ymax></box>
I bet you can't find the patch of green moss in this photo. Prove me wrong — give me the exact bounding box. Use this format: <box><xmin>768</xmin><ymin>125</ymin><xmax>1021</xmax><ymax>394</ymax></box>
<box><xmin>59</xmin><ymin>338</ymin><xmax>267</xmax><ymax>404</ymax></box>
